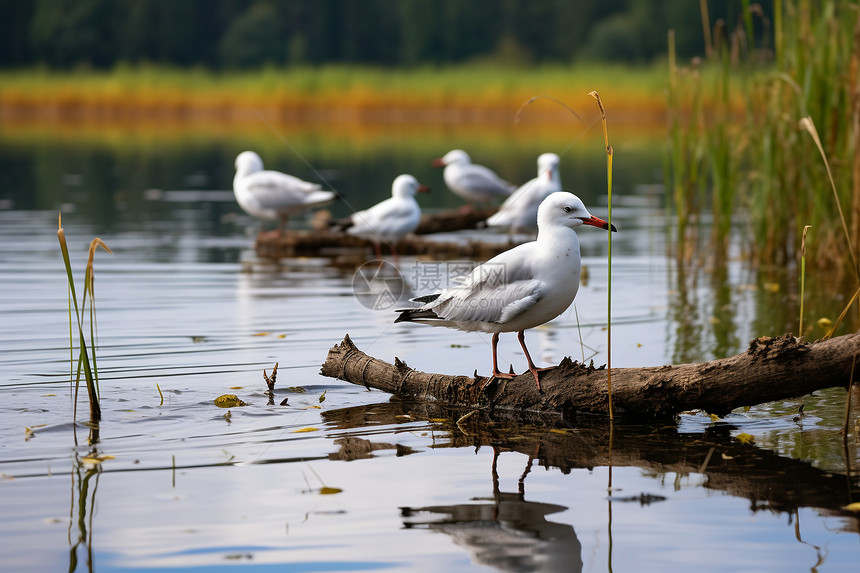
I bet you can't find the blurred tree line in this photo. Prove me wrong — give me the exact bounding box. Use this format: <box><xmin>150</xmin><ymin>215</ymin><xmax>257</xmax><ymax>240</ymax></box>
<box><xmin>0</xmin><ymin>0</ymin><xmax>771</xmax><ymax>69</ymax></box>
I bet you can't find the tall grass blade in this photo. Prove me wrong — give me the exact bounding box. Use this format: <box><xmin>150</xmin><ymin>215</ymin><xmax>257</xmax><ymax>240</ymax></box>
<box><xmin>589</xmin><ymin>90</ymin><xmax>614</xmax><ymax>421</ymax></box>
<box><xmin>57</xmin><ymin>214</ymin><xmax>109</xmax><ymax>423</ymax></box>
<box><xmin>799</xmin><ymin>117</ymin><xmax>859</xmax><ymax>283</ymax></box>
<box><xmin>799</xmin><ymin>225</ymin><xmax>811</xmax><ymax>337</ymax></box>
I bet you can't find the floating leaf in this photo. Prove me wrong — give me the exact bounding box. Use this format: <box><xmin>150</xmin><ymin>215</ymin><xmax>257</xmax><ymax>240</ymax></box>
<box><xmin>288</xmin><ymin>387</ymin><xmax>306</xmax><ymax>394</ymax></box>
<box><xmin>81</xmin><ymin>454</ymin><xmax>115</xmax><ymax>465</ymax></box>
<box><xmin>735</xmin><ymin>433</ymin><xmax>755</xmax><ymax>444</ymax></box>
<box><xmin>293</xmin><ymin>427</ymin><xmax>319</xmax><ymax>433</ymax></box>
<box><xmin>215</xmin><ymin>394</ymin><xmax>247</xmax><ymax>408</ymax></box>
<box><xmin>319</xmin><ymin>390</ymin><xmax>327</xmax><ymax>403</ymax></box>
<box><xmin>229</xmin><ymin>386</ymin><xmax>243</xmax><ymax>390</ymax></box>
<box><xmin>41</xmin><ymin>393</ymin><xmax>57</xmax><ymax>397</ymax></box>
<box><xmin>319</xmin><ymin>487</ymin><xmax>343</xmax><ymax>495</ymax></box>
<box><xmin>721</xmin><ymin>453</ymin><xmax>734</xmax><ymax>460</ymax></box>
<box><xmin>709</xmin><ymin>414</ymin><xmax>721</xmax><ymax>422</ymax></box>
<box><xmin>842</xmin><ymin>502</ymin><xmax>860</xmax><ymax>512</ymax></box>
<box><xmin>817</xmin><ymin>317</ymin><xmax>833</xmax><ymax>328</ymax></box>
<box><xmin>251</xmin><ymin>332</ymin><xmax>270</xmax><ymax>337</ymax></box>
<box><xmin>763</xmin><ymin>282</ymin><xmax>780</xmax><ymax>293</ymax></box>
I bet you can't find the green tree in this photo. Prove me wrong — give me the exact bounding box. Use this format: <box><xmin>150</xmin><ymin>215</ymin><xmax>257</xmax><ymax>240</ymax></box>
<box><xmin>30</xmin><ymin>0</ymin><xmax>118</xmax><ymax>67</ymax></box>
<box><xmin>219</xmin><ymin>2</ymin><xmax>285</xmax><ymax>68</ymax></box>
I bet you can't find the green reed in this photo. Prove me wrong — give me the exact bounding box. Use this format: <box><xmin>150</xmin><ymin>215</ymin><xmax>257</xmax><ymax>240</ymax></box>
<box><xmin>58</xmin><ymin>214</ymin><xmax>111</xmax><ymax>423</ymax></box>
<box><xmin>667</xmin><ymin>0</ymin><xmax>860</xmax><ymax>274</ymax></box>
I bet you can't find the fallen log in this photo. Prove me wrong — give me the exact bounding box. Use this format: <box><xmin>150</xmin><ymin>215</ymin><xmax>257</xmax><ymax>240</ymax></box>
<box><xmin>255</xmin><ymin>207</ymin><xmax>511</xmax><ymax>260</ymax></box>
<box><xmin>320</xmin><ymin>331</ymin><xmax>860</xmax><ymax>420</ymax></box>
<box><xmin>255</xmin><ymin>228</ymin><xmax>512</xmax><ymax>261</ymax></box>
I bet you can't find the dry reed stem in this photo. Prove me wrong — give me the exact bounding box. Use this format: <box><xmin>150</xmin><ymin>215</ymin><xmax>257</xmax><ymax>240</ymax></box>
<box><xmin>590</xmin><ymin>90</ymin><xmax>614</xmax><ymax>422</ymax></box>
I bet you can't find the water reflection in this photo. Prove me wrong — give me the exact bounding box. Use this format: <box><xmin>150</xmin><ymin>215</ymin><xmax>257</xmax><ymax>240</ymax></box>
<box><xmin>401</xmin><ymin>446</ymin><xmax>582</xmax><ymax>573</ymax></box>
<box><xmin>323</xmin><ymin>400</ymin><xmax>860</xmax><ymax>530</ymax></box>
<box><xmin>68</xmin><ymin>451</ymin><xmax>101</xmax><ymax>573</ymax></box>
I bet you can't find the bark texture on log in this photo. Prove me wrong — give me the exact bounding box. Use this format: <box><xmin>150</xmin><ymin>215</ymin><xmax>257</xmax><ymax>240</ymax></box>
<box><xmin>320</xmin><ymin>332</ymin><xmax>860</xmax><ymax>420</ymax></box>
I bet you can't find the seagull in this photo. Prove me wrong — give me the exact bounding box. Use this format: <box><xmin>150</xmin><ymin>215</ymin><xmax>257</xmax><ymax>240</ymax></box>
<box><xmin>432</xmin><ymin>149</ymin><xmax>516</xmax><ymax>208</ymax></box>
<box><xmin>395</xmin><ymin>191</ymin><xmax>616</xmax><ymax>390</ymax></box>
<box><xmin>487</xmin><ymin>153</ymin><xmax>561</xmax><ymax>234</ymax></box>
<box><xmin>233</xmin><ymin>150</ymin><xmax>336</xmax><ymax>238</ymax></box>
<box><xmin>337</xmin><ymin>174</ymin><xmax>429</xmax><ymax>260</ymax></box>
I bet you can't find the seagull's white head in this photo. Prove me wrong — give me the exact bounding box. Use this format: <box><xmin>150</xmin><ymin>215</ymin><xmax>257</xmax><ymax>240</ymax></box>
<box><xmin>537</xmin><ymin>153</ymin><xmax>560</xmax><ymax>182</ymax></box>
<box><xmin>235</xmin><ymin>151</ymin><xmax>264</xmax><ymax>175</ymax></box>
<box><xmin>537</xmin><ymin>191</ymin><xmax>616</xmax><ymax>232</ymax></box>
<box><xmin>392</xmin><ymin>174</ymin><xmax>431</xmax><ymax>198</ymax></box>
<box><xmin>433</xmin><ymin>149</ymin><xmax>471</xmax><ymax>167</ymax></box>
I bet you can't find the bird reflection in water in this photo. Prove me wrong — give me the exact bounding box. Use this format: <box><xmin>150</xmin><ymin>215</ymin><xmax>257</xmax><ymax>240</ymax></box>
<box><xmin>400</xmin><ymin>445</ymin><xmax>583</xmax><ymax>572</ymax></box>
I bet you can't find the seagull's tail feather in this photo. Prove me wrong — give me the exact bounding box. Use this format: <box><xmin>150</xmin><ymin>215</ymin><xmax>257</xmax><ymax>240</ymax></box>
<box><xmin>409</xmin><ymin>293</ymin><xmax>441</xmax><ymax>304</ymax></box>
<box><xmin>394</xmin><ymin>308</ymin><xmax>440</xmax><ymax>323</ymax></box>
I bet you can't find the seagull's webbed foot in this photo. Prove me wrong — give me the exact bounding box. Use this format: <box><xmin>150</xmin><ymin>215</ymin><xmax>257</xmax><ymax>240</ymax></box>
<box><xmin>525</xmin><ymin>366</ymin><xmax>556</xmax><ymax>392</ymax></box>
<box><xmin>481</xmin><ymin>369</ymin><xmax>516</xmax><ymax>391</ymax></box>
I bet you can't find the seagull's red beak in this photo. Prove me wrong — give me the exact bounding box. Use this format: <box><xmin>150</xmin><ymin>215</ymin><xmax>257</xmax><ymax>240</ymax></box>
<box><xmin>418</xmin><ymin>185</ymin><xmax>431</xmax><ymax>193</ymax></box>
<box><xmin>432</xmin><ymin>157</ymin><xmax>446</xmax><ymax>167</ymax></box>
<box><xmin>580</xmin><ymin>216</ymin><xmax>617</xmax><ymax>232</ymax></box>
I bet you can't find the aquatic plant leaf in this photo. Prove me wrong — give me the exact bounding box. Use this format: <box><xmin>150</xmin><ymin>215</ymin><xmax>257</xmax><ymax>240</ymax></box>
<box><xmin>842</xmin><ymin>502</ymin><xmax>860</xmax><ymax>512</ymax></box>
<box><xmin>319</xmin><ymin>487</ymin><xmax>343</xmax><ymax>495</ymax></box>
<box><xmin>735</xmin><ymin>433</ymin><xmax>755</xmax><ymax>444</ymax></box>
<box><xmin>288</xmin><ymin>387</ymin><xmax>306</xmax><ymax>393</ymax></box>
<box><xmin>292</xmin><ymin>427</ymin><xmax>319</xmax><ymax>433</ymax></box>
<box><xmin>214</xmin><ymin>394</ymin><xmax>247</xmax><ymax>408</ymax></box>
<box><xmin>81</xmin><ymin>454</ymin><xmax>115</xmax><ymax>465</ymax></box>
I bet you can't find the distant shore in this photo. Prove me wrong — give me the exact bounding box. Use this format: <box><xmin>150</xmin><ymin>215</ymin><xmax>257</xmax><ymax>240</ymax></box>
<box><xmin>0</xmin><ymin>64</ymin><xmax>679</xmax><ymax>134</ymax></box>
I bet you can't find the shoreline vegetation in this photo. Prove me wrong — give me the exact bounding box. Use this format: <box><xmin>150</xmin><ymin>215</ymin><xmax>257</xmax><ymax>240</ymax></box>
<box><xmin>0</xmin><ymin>63</ymin><xmax>720</xmax><ymax>138</ymax></box>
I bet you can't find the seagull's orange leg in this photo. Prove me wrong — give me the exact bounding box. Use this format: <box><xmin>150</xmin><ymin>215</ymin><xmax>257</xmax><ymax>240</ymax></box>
<box><xmin>482</xmin><ymin>332</ymin><xmax>516</xmax><ymax>389</ymax></box>
<box><xmin>517</xmin><ymin>330</ymin><xmax>554</xmax><ymax>391</ymax></box>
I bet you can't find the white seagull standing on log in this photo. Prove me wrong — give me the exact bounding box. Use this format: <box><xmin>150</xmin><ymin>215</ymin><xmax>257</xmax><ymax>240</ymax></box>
<box><xmin>233</xmin><ymin>150</ymin><xmax>336</xmax><ymax>238</ymax></box>
<box><xmin>339</xmin><ymin>174</ymin><xmax>430</xmax><ymax>260</ymax></box>
<box><xmin>395</xmin><ymin>191</ymin><xmax>616</xmax><ymax>390</ymax></box>
<box><xmin>432</xmin><ymin>149</ymin><xmax>516</xmax><ymax>208</ymax></box>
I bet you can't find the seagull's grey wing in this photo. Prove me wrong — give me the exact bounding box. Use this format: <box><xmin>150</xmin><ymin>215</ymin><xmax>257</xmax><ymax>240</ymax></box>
<box><xmin>460</xmin><ymin>165</ymin><xmax>514</xmax><ymax>195</ymax></box>
<box><xmin>487</xmin><ymin>177</ymin><xmax>539</xmax><ymax>225</ymax></box>
<box><xmin>430</xmin><ymin>278</ymin><xmax>545</xmax><ymax>325</ymax></box>
<box><xmin>349</xmin><ymin>199</ymin><xmax>418</xmax><ymax>236</ymax></box>
<box><xmin>245</xmin><ymin>171</ymin><xmax>322</xmax><ymax>210</ymax></box>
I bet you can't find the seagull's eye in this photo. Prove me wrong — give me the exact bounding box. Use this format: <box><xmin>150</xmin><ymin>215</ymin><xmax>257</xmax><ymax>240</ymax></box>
<box><xmin>563</xmin><ymin>206</ymin><xmax>572</xmax><ymax>213</ymax></box>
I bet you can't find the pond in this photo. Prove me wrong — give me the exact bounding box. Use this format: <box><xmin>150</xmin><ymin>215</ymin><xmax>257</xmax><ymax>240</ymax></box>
<box><xmin>1</xmin><ymin>125</ymin><xmax>859</xmax><ymax>572</ymax></box>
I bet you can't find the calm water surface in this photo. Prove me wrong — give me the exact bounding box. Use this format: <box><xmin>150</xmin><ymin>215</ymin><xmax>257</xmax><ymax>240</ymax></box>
<box><xmin>1</xmin><ymin>138</ymin><xmax>859</xmax><ymax>572</ymax></box>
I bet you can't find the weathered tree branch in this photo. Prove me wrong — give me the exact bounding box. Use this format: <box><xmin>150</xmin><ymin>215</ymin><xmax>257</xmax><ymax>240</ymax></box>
<box><xmin>255</xmin><ymin>208</ymin><xmax>510</xmax><ymax>260</ymax></box>
<box><xmin>320</xmin><ymin>332</ymin><xmax>860</xmax><ymax>420</ymax></box>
